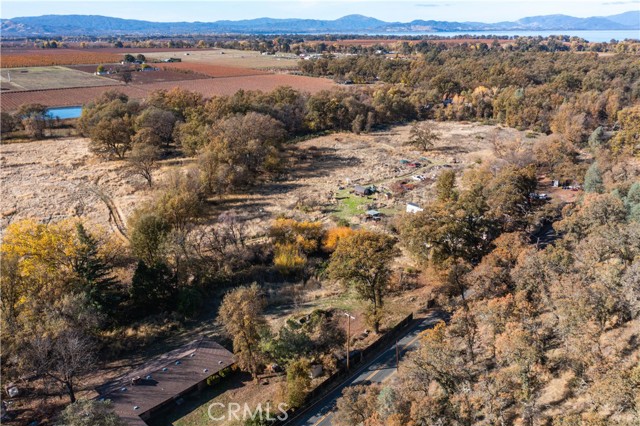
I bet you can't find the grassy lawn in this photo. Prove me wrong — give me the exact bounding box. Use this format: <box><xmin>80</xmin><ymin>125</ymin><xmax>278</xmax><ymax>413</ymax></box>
<box><xmin>332</xmin><ymin>189</ymin><xmax>372</xmax><ymax>220</ymax></box>
<box><xmin>331</xmin><ymin>189</ymin><xmax>399</xmax><ymax>222</ymax></box>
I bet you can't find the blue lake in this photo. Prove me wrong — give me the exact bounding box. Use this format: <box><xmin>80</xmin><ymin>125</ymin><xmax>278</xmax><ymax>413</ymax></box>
<box><xmin>307</xmin><ymin>30</ymin><xmax>639</xmax><ymax>43</ymax></box>
<box><xmin>46</xmin><ymin>106</ymin><xmax>82</xmax><ymax>120</ymax></box>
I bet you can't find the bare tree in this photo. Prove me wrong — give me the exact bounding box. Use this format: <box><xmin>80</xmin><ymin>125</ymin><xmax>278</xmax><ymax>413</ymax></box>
<box><xmin>128</xmin><ymin>142</ymin><xmax>162</xmax><ymax>187</ymax></box>
<box><xmin>120</xmin><ymin>70</ymin><xmax>132</xmax><ymax>85</ymax></box>
<box><xmin>406</xmin><ymin>121</ymin><xmax>441</xmax><ymax>151</ymax></box>
<box><xmin>23</xmin><ymin>329</ymin><xmax>96</xmax><ymax>403</ymax></box>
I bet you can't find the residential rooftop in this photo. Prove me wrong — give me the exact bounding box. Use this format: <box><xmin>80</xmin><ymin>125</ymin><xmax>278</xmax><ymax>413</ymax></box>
<box><xmin>97</xmin><ymin>338</ymin><xmax>234</xmax><ymax>425</ymax></box>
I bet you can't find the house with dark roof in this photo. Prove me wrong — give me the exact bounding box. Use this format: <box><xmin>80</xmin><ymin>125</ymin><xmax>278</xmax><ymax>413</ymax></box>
<box><xmin>97</xmin><ymin>338</ymin><xmax>235</xmax><ymax>425</ymax></box>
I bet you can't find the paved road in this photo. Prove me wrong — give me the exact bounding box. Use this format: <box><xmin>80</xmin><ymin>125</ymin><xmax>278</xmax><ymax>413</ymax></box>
<box><xmin>287</xmin><ymin>311</ymin><xmax>446</xmax><ymax>426</ymax></box>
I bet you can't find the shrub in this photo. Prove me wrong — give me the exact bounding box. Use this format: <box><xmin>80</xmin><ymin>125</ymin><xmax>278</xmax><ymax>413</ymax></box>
<box><xmin>322</xmin><ymin>226</ymin><xmax>355</xmax><ymax>252</ymax></box>
<box><xmin>274</xmin><ymin>243</ymin><xmax>306</xmax><ymax>275</ymax></box>
<box><xmin>270</xmin><ymin>218</ymin><xmax>324</xmax><ymax>254</ymax></box>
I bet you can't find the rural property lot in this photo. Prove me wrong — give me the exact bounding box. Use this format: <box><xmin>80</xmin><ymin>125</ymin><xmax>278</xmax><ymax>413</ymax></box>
<box><xmin>159</xmin><ymin>61</ymin><xmax>270</xmax><ymax>77</ymax></box>
<box><xmin>0</xmin><ymin>66</ymin><xmax>121</xmax><ymax>91</ymax></box>
<box><xmin>0</xmin><ymin>121</ymin><xmax>540</xmax><ymax>237</ymax></box>
<box><xmin>143</xmin><ymin>48</ymin><xmax>301</xmax><ymax>70</ymax></box>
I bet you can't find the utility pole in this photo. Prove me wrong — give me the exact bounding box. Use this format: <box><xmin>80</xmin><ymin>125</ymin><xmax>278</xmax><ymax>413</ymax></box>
<box><xmin>395</xmin><ymin>339</ymin><xmax>400</xmax><ymax>370</ymax></box>
<box><xmin>343</xmin><ymin>312</ymin><xmax>355</xmax><ymax>371</ymax></box>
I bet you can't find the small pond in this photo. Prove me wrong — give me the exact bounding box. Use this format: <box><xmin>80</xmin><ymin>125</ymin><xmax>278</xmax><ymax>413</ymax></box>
<box><xmin>46</xmin><ymin>106</ymin><xmax>82</xmax><ymax>120</ymax></box>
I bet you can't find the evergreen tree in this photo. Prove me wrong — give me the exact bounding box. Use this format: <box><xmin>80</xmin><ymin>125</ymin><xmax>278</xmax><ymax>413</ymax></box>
<box><xmin>584</xmin><ymin>162</ymin><xmax>604</xmax><ymax>194</ymax></box>
<box><xmin>74</xmin><ymin>223</ymin><xmax>120</xmax><ymax>316</ymax></box>
<box><xmin>588</xmin><ymin>126</ymin><xmax>605</xmax><ymax>150</ymax></box>
<box><xmin>130</xmin><ymin>261</ymin><xmax>176</xmax><ymax>316</ymax></box>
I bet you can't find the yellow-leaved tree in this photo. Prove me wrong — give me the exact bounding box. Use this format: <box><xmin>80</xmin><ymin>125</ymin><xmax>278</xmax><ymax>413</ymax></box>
<box><xmin>1</xmin><ymin>219</ymin><xmax>80</xmax><ymax>308</ymax></box>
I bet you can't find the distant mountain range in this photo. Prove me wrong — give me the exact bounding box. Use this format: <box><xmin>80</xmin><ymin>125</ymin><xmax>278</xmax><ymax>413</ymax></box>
<box><xmin>1</xmin><ymin>11</ymin><xmax>639</xmax><ymax>36</ymax></box>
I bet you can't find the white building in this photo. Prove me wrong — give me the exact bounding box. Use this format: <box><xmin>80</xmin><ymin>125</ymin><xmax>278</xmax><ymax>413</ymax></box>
<box><xmin>406</xmin><ymin>203</ymin><xmax>424</xmax><ymax>214</ymax></box>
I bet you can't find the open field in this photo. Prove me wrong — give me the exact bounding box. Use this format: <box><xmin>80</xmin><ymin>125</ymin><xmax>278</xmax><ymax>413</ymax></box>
<box><xmin>0</xmin><ymin>137</ymin><xmax>151</xmax><ymax>236</ymax></box>
<box><xmin>0</xmin><ymin>66</ymin><xmax>121</xmax><ymax>91</ymax></box>
<box><xmin>0</xmin><ymin>74</ymin><xmax>336</xmax><ymax>110</ymax></box>
<box><xmin>159</xmin><ymin>62</ymin><xmax>270</xmax><ymax>77</ymax></box>
<box><xmin>143</xmin><ymin>49</ymin><xmax>301</xmax><ymax>70</ymax></box>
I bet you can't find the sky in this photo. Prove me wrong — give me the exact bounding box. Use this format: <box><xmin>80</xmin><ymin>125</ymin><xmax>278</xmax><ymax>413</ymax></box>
<box><xmin>1</xmin><ymin>0</ymin><xmax>638</xmax><ymax>22</ymax></box>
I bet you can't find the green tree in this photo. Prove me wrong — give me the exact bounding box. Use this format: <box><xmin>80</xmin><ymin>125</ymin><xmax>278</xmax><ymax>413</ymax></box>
<box><xmin>135</xmin><ymin>107</ymin><xmax>177</xmax><ymax>148</ymax></box>
<box><xmin>89</xmin><ymin>116</ymin><xmax>134</xmax><ymax>159</ymax></box>
<box><xmin>57</xmin><ymin>399</ymin><xmax>126</xmax><ymax>426</ymax></box>
<box><xmin>588</xmin><ymin>126</ymin><xmax>605</xmax><ymax>150</ymax></box>
<box><xmin>483</xmin><ymin>165</ymin><xmax>538</xmax><ymax>230</ymax></box>
<box><xmin>218</xmin><ymin>284</ymin><xmax>267</xmax><ymax>380</ymax></box>
<box><xmin>128</xmin><ymin>211</ymin><xmax>171</xmax><ymax>264</ymax></box>
<box><xmin>286</xmin><ymin>357</ymin><xmax>312</xmax><ymax>408</ymax></box>
<box><xmin>261</xmin><ymin>322</ymin><xmax>312</xmax><ymax>366</ymax></box>
<box><xmin>16</xmin><ymin>103</ymin><xmax>48</xmax><ymax>139</ymax></box>
<box><xmin>328</xmin><ymin>231</ymin><xmax>398</xmax><ymax>333</ymax></box>
<box><xmin>129</xmin><ymin>261</ymin><xmax>176</xmax><ymax>315</ymax></box>
<box><xmin>73</xmin><ymin>223</ymin><xmax>119</xmax><ymax>316</ymax></box>
<box><xmin>584</xmin><ymin>162</ymin><xmax>604</xmax><ymax>194</ymax></box>
<box><xmin>435</xmin><ymin>169</ymin><xmax>458</xmax><ymax>202</ymax></box>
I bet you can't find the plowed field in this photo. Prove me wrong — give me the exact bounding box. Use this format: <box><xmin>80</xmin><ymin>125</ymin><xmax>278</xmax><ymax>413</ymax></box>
<box><xmin>0</xmin><ymin>74</ymin><xmax>336</xmax><ymax>110</ymax></box>
<box><xmin>1</xmin><ymin>50</ymin><xmax>121</xmax><ymax>68</ymax></box>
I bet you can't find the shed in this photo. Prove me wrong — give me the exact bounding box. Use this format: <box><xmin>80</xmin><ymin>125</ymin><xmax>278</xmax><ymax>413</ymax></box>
<box><xmin>354</xmin><ymin>185</ymin><xmax>373</xmax><ymax>196</ymax></box>
<box><xmin>406</xmin><ymin>203</ymin><xmax>424</xmax><ymax>214</ymax></box>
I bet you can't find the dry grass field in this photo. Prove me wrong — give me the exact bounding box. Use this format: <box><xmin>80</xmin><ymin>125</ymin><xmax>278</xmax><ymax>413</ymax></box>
<box><xmin>143</xmin><ymin>49</ymin><xmax>301</xmax><ymax>70</ymax></box>
<box><xmin>159</xmin><ymin>62</ymin><xmax>270</xmax><ymax>77</ymax></box>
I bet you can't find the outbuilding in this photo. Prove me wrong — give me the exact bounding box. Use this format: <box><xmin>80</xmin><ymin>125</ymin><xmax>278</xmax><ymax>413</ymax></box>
<box><xmin>406</xmin><ymin>202</ymin><xmax>424</xmax><ymax>213</ymax></box>
<box><xmin>354</xmin><ymin>185</ymin><xmax>373</xmax><ymax>196</ymax></box>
